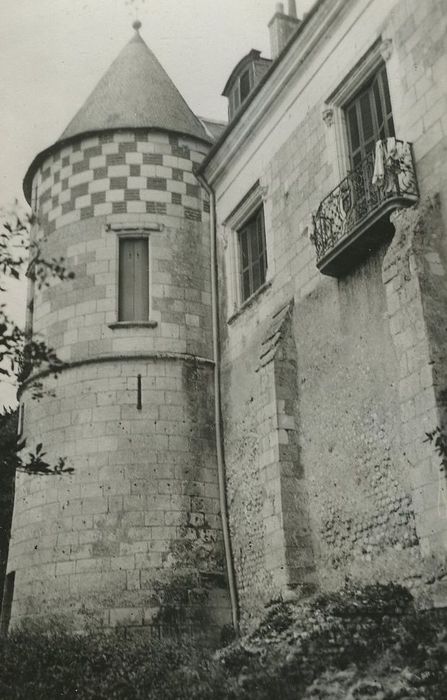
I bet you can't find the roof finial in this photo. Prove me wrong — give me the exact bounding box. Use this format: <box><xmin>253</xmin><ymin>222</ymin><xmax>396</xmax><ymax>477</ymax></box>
<box><xmin>126</xmin><ymin>0</ymin><xmax>145</xmax><ymax>32</ymax></box>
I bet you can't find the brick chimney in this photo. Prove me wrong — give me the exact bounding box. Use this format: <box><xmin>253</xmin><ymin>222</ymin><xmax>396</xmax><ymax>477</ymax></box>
<box><xmin>268</xmin><ymin>1</ymin><xmax>301</xmax><ymax>60</ymax></box>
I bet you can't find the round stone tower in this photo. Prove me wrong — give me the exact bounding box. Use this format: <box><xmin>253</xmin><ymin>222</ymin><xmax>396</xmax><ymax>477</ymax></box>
<box><xmin>6</xmin><ymin>25</ymin><xmax>232</xmax><ymax>638</ymax></box>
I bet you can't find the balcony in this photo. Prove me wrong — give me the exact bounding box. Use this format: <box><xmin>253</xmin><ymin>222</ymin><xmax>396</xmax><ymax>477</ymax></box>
<box><xmin>311</xmin><ymin>140</ymin><xmax>419</xmax><ymax>276</ymax></box>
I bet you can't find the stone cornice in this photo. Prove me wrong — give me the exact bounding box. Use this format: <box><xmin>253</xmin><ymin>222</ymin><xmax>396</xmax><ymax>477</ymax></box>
<box><xmin>18</xmin><ymin>352</ymin><xmax>215</xmax><ymax>398</ymax></box>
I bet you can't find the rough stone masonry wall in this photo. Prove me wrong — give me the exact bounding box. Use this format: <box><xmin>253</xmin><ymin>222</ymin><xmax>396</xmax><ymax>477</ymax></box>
<box><xmin>6</xmin><ymin>129</ymin><xmax>232</xmax><ymax>636</ymax></box>
<box><xmin>383</xmin><ymin>196</ymin><xmax>447</xmax><ymax>604</ymax></box>
<box><xmin>221</xmin><ymin>300</ymin><xmax>316</xmax><ymax>627</ymax></box>
<box><xmin>218</xmin><ymin>0</ymin><xmax>447</xmax><ymax>625</ymax></box>
<box><xmin>294</xmin><ymin>245</ymin><xmax>423</xmax><ymax>593</ymax></box>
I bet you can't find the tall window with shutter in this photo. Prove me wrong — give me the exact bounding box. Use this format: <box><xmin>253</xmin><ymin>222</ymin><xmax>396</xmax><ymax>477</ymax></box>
<box><xmin>118</xmin><ymin>238</ymin><xmax>149</xmax><ymax>322</ymax></box>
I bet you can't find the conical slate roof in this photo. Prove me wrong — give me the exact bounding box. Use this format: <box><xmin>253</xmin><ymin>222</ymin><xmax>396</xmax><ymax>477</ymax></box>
<box><xmin>23</xmin><ymin>27</ymin><xmax>210</xmax><ymax>201</ymax></box>
<box><xmin>59</xmin><ymin>30</ymin><xmax>209</xmax><ymax>143</ymax></box>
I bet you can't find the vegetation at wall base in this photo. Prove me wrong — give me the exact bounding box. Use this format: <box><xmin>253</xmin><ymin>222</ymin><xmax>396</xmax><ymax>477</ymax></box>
<box><xmin>0</xmin><ymin>583</ymin><xmax>446</xmax><ymax>699</ymax></box>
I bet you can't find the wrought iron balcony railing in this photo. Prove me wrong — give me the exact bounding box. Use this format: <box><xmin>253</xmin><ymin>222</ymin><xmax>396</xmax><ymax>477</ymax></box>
<box><xmin>311</xmin><ymin>139</ymin><xmax>419</xmax><ymax>275</ymax></box>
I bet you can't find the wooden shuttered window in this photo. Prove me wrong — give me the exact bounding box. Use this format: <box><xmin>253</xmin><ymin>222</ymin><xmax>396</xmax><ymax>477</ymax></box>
<box><xmin>238</xmin><ymin>207</ymin><xmax>267</xmax><ymax>302</ymax></box>
<box><xmin>118</xmin><ymin>238</ymin><xmax>149</xmax><ymax>322</ymax></box>
<box><xmin>345</xmin><ymin>65</ymin><xmax>395</xmax><ymax>168</ymax></box>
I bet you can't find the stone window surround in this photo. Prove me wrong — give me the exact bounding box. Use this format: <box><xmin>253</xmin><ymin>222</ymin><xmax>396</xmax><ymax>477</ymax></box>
<box><xmin>322</xmin><ymin>36</ymin><xmax>394</xmax><ymax>185</ymax></box>
<box><xmin>106</xmin><ymin>222</ymin><xmax>162</xmax><ymax>329</ymax></box>
<box><xmin>222</xmin><ymin>180</ymin><xmax>271</xmax><ymax>320</ymax></box>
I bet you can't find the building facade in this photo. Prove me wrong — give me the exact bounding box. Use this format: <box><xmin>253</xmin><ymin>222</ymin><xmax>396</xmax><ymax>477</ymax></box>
<box><xmin>200</xmin><ymin>0</ymin><xmax>447</xmax><ymax>626</ymax></box>
<box><xmin>1</xmin><ymin>0</ymin><xmax>447</xmax><ymax>635</ymax></box>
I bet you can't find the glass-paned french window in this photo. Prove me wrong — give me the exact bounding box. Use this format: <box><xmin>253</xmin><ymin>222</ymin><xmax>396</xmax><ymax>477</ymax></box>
<box><xmin>238</xmin><ymin>207</ymin><xmax>267</xmax><ymax>302</ymax></box>
<box><xmin>345</xmin><ymin>64</ymin><xmax>395</xmax><ymax>167</ymax></box>
<box><xmin>344</xmin><ymin>65</ymin><xmax>395</xmax><ymax>222</ymax></box>
<box><xmin>118</xmin><ymin>238</ymin><xmax>149</xmax><ymax>322</ymax></box>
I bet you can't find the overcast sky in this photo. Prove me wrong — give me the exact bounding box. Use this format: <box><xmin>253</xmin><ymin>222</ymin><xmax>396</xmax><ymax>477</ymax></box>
<box><xmin>0</xmin><ymin>0</ymin><xmax>314</xmax><ymax>208</ymax></box>
<box><xmin>0</xmin><ymin>0</ymin><xmax>314</xmax><ymax>406</ymax></box>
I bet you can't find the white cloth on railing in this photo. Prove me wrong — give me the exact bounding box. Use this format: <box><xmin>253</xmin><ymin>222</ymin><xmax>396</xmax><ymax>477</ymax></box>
<box><xmin>386</xmin><ymin>136</ymin><xmax>397</xmax><ymax>159</ymax></box>
<box><xmin>372</xmin><ymin>140</ymin><xmax>385</xmax><ymax>185</ymax></box>
<box><xmin>388</xmin><ymin>138</ymin><xmax>412</xmax><ymax>165</ymax></box>
<box><xmin>372</xmin><ymin>137</ymin><xmax>404</xmax><ymax>186</ymax></box>
<box><xmin>372</xmin><ymin>137</ymin><xmax>414</xmax><ymax>193</ymax></box>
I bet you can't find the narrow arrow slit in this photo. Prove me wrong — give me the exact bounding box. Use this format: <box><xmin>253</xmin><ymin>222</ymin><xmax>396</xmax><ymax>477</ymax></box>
<box><xmin>137</xmin><ymin>374</ymin><xmax>142</xmax><ymax>410</ymax></box>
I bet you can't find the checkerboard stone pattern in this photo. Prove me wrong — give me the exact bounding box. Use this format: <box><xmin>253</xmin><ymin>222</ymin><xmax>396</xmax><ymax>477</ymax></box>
<box><xmin>28</xmin><ymin>129</ymin><xmax>214</xmax><ymax>365</ymax></box>
<box><xmin>33</xmin><ymin>131</ymin><xmax>210</xmax><ymax>233</ymax></box>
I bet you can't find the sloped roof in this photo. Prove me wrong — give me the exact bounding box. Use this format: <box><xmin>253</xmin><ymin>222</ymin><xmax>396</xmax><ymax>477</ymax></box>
<box><xmin>199</xmin><ymin>117</ymin><xmax>228</xmax><ymax>142</ymax></box>
<box><xmin>222</xmin><ymin>50</ymin><xmax>272</xmax><ymax>97</ymax></box>
<box><xmin>60</xmin><ymin>30</ymin><xmax>209</xmax><ymax>143</ymax></box>
<box><xmin>23</xmin><ymin>28</ymin><xmax>210</xmax><ymax>202</ymax></box>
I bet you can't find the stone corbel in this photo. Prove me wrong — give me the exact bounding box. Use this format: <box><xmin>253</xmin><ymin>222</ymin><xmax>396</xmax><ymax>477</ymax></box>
<box><xmin>322</xmin><ymin>107</ymin><xmax>334</xmax><ymax>128</ymax></box>
<box><xmin>380</xmin><ymin>38</ymin><xmax>393</xmax><ymax>62</ymax></box>
<box><xmin>260</xmin><ymin>185</ymin><xmax>269</xmax><ymax>202</ymax></box>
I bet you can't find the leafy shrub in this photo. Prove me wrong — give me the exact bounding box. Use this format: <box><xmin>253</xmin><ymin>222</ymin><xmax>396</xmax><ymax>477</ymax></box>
<box><xmin>0</xmin><ymin>627</ymin><xmax>233</xmax><ymax>700</ymax></box>
<box><xmin>0</xmin><ymin>584</ymin><xmax>446</xmax><ymax>699</ymax></box>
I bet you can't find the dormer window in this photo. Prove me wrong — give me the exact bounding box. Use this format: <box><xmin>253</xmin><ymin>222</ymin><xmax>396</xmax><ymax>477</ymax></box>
<box><xmin>222</xmin><ymin>50</ymin><xmax>272</xmax><ymax>122</ymax></box>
